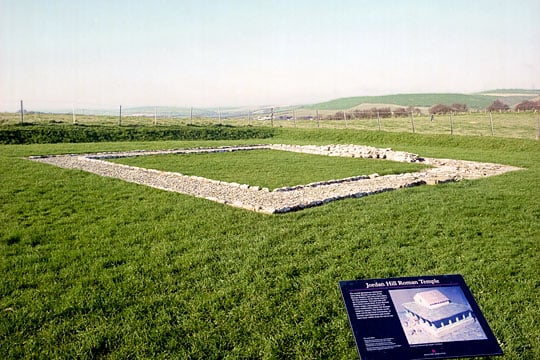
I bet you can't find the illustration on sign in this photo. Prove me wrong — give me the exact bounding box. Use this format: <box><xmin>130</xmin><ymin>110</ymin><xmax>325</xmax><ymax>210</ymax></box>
<box><xmin>339</xmin><ymin>274</ymin><xmax>503</xmax><ymax>360</ymax></box>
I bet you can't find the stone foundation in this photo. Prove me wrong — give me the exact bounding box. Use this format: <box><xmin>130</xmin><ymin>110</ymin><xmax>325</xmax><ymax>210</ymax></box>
<box><xmin>29</xmin><ymin>144</ymin><xmax>522</xmax><ymax>214</ymax></box>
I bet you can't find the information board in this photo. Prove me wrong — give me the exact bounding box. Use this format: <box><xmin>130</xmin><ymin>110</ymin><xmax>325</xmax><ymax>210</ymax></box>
<box><xmin>339</xmin><ymin>274</ymin><xmax>503</xmax><ymax>360</ymax></box>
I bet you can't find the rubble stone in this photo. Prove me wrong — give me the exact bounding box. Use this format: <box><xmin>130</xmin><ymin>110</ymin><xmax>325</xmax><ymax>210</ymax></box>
<box><xmin>29</xmin><ymin>144</ymin><xmax>522</xmax><ymax>214</ymax></box>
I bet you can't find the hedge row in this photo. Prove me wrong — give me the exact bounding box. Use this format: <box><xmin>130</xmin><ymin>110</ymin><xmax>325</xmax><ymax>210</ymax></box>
<box><xmin>0</xmin><ymin>124</ymin><xmax>275</xmax><ymax>144</ymax></box>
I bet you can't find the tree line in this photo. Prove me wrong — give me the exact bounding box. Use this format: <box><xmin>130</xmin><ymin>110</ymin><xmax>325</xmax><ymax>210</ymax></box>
<box><xmin>326</xmin><ymin>99</ymin><xmax>540</xmax><ymax>119</ymax></box>
<box><xmin>327</xmin><ymin>106</ymin><xmax>423</xmax><ymax>120</ymax></box>
<box><xmin>484</xmin><ymin>99</ymin><xmax>540</xmax><ymax>112</ymax></box>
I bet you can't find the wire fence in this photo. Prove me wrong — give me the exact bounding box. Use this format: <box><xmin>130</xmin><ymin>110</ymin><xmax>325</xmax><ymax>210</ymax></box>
<box><xmin>1</xmin><ymin>102</ymin><xmax>539</xmax><ymax>141</ymax></box>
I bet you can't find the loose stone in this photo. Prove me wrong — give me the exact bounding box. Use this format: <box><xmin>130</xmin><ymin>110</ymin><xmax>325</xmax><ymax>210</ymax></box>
<box><xmin>28</xmin><ymin>144</ymin><xmax>522</xmax><ymax>214</ymax></box>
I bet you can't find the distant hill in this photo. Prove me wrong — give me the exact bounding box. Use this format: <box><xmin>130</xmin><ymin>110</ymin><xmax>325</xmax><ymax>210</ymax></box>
<box><xmin>476</xmin><ymin>89</ymin><xmax>540</xmax><ymax>95</ymax></box>
<box><xmin>32</xmin><ymin>89</ymin><xmax>540</xmax><ymax>116</ymax></box>
<box><xmin>303</xmin><ymin>90</ymin><xmax>540</xmax><ymax>111</ymax></box>
<box><xmin>121</xmin><ymin>105</ymin><xmax>301</xmax><ymax>118</ymax></box>
<box><xmin>125</xmin><ymin>106</ymin><xmax>215</xmax><ymax>117</ymax></box>
<box><xmin>116</xmin><ymin>106</ymin><xmax>263</xmax><ymax>118</ymax></box>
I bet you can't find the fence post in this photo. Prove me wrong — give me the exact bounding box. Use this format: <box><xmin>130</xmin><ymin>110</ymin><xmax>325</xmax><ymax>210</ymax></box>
<box><xmin>410</xmin><ymin>111</ymin><xmax>415</xmax><ymax>133</ymax></box>
<box><xmin>489</xmin><ymin>111</ymin><xmax>494</xmax><ymax>136</ymax></box>
<box><xmin>20</xmin><ymin>100</ymin><xmax>24</xmax><ymax>125</ymax></box>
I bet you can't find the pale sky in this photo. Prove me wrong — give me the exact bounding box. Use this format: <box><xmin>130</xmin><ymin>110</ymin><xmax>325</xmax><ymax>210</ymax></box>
<box><xmin>1</xmin><ymin>0</ymin><xmax>539</xmax><ymax>111</ymax></box>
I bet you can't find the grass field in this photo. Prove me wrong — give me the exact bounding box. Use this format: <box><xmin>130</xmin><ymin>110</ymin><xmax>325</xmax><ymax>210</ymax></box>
<box><xmin>107</xmin><ymin>149</ymin><xmax>430</xmax><ymax>190</ymax></box>
<box><xmin>3</xmin><ymin>111</ymin><xmax>539</xmax><ymax>141</ymax></box>
<box><xmin>1</xmin><ymin>129</ymin><xmax>539</xmax><ymax>359</ymax></box>
<box><xmin>273</xmin><ymin>112</ymin><xmax>539</xmax><ymax>141</ymax></box>
<box><xmin>302</xmin><ymin>90</ymin><xmax>540</xmax><ymax>111</ymax></box>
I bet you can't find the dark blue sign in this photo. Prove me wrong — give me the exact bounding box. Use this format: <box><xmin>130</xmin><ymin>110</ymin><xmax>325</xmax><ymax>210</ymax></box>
<box><xmin>339</xmin><ymin>274</ymin><xmax>503</xmax><ymax>359</ymax></box>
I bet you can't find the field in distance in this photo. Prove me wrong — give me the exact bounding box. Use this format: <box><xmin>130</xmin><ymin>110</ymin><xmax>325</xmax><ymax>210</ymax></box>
<box><xmin>1</xmin><ymin>111</ymin><xmax>539</xmax><ymax>141</ymax></box>
<box><xmin>302</xmin><ymin>89</ymin><xmax>540</xmax><ymax>111</ymax></box>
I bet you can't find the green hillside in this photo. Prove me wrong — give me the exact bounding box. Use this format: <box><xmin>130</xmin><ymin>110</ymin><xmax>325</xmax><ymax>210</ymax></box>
<box><xmin>303</xmin><ymin>90</ymin><xmax>540</xmax><ymax>111</ymax></box>
<box><xmin>303</xmin><ymin>93</ymin><xmax>496</xmax><ymax>110</ymax></box>
<box><xmin>476</xmin><ymin>89</ymin><xmax>540</xmax><ymax>95</ymax></box>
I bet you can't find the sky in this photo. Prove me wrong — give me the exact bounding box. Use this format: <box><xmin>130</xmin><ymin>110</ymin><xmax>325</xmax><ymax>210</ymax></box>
<box><xmin>1</xmin><ymin>0</ymin><xmax>539</xmax><ymax>111</ymax></box>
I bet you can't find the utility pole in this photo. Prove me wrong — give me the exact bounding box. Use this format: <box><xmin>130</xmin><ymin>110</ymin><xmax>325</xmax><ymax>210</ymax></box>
<box><xmin>20</xmin><ymin>100</ymin><xmax>24</xmax><ymax>125</ymax></box>
<box><xmin>190</xmin><ymin>107</ymin><xmax>193</xmax><ymax>125</ymax></box>
<box><xmin>489</xmin><ymin>111</ymin><xmax>494</xmax><ymax>136</ymax></box>
<box><xmin>410</xmin><ymin>111</ymin><xmax>415</xmax><ymax>133</ymax></box>
<box><xmin>316</xmin><ymin>110</ymin><xmax>320</xmax><ymax>128</ymax></box>
<box><xmin>118</xmin><ymin>105</ymin><xmax>122</xmax><ymax>126</ymax></box>
<box><xmin>270</xmin><ymin>107</ymin><xmax>274</xmax><ymax>127</ymax></box>
<box><xmin>72</xmin><ymin>105</ymin><xmax>76</xmax><ymax>124</ymax></box>
<box><xmin>154</xmin><ymin>106</ymin><xmax>157</xmax><ymax>125</ymax></box>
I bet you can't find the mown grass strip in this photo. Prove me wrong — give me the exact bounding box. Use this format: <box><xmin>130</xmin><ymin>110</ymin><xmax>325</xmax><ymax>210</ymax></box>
<box><xmin>107</xmin><ymin>149</ymin><xmax>430</xmax><ymax>190</ymax></box>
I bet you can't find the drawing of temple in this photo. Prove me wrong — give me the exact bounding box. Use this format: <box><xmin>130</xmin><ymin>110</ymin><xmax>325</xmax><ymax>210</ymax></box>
<box><xmin>402</xmin><ymin>289</ymin><xmax>475</xmax><ymax>336</ymax></box>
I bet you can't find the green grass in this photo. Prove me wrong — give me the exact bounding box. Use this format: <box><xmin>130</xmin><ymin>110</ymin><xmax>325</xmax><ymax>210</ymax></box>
<box><xmin>302</xmin><ymin>90</ymin><xmax>539</xmax><ymax>111</ymax></box>
<box><xmin>1</xmin><ymin>130</ymin><xmax>539</xmax><ymax>359</ymax></box>
<box><xmin>107</xmin><ymin>149</ymin><xmax>429</xmax><ymax>190</ymax></box>
<box><xmin>2</xmin><ymin>111</ymin><xmax>539</xmax><ymax>141</ymax></box>
<box><xmin>278</xmin><ymin>112</ymin><xmax>540</xmax><ymax>141</ymax></box>
<box><xmin>0</xmin><ymin>123</ymin><xmax>275</xmax><ymax>144</ymax></box>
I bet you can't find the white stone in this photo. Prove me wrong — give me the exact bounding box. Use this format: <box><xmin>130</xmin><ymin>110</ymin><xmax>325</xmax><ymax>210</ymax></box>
<box><xmin>29</xmin><ymin>144</ymin><xmax>523</xmax><ymax>214</ymax></box>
